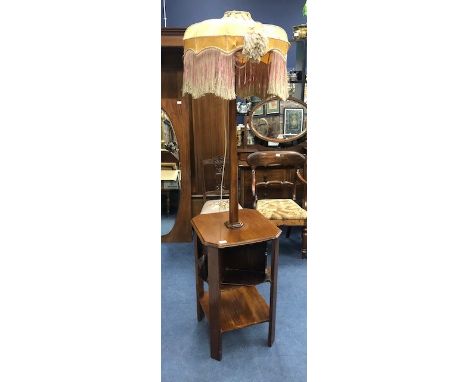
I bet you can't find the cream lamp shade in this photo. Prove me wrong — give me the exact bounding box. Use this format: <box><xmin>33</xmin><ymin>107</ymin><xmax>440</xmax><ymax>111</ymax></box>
<box><xmin>182</xmin><ymin>11</ymin><xmax>290</xmax><ymax>100</ymax></box>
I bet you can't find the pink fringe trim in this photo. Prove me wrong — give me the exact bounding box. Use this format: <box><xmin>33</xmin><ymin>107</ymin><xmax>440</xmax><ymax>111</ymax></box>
<box><xmin>183</xmin><ymin>49</ymin><xmax>236</xmax><ymax>99</ymax></box>
<box><xmin>267</xmin><ymin>51</ymin><xmax>289</xmax><ymax>100</ymax></box>
<box><xmin>183</xmin><ymin>49</ymin><xmax>289</xmax><ymax>100</ymax></box>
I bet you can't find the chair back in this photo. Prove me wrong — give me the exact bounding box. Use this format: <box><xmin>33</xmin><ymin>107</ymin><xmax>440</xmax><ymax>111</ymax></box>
<box><xmin>246</xmin><ymin>151</ymin><xmax>306</xmax><ymax>207</ymax></box>
<box><xmin>201</xmin><ymin>155</ymin><xmax>230</xmax><ymax>202</ymax></box>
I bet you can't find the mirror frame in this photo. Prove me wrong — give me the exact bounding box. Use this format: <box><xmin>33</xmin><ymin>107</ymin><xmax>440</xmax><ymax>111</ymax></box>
<box><xmin>248</xmin><ymin>96</ymin><xmax>307</xmax><ymax>143</ymax></box>
<box><xmin>161</xmin><ymin>99</ymin><xmax>192</xmax><ymax>242</ymax></box>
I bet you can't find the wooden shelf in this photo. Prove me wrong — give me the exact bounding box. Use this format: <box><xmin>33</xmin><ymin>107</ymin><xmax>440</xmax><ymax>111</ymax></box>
<box><xmin>199</xmin><ymin>285</ymin><xmax>270</xmax><ymax>333</ymax></box>
<box><xmin>221</xmin><ymin>267</ymin><xmax>271</xmax><ymax>286</ymax></box>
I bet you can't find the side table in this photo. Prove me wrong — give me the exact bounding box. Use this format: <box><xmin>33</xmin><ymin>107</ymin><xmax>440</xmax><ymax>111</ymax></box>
<box><xmin>191</xmin><ymin>208</ymin><xmax>281</xmax><ymax>361</ymax></box>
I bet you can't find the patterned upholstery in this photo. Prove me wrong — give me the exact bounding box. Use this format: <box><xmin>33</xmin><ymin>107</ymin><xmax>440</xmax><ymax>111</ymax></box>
<box><xmin>256</xmin><ymin>199</ymin><xmax>307</xmax><ymax>220</ymax></box>
<box><xmin>200</xmin><ymin>199</ymin><xmax>243</xmax><ymax>215</ymax></box>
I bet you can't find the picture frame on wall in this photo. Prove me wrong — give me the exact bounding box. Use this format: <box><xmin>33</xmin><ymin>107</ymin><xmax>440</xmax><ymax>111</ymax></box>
<box><xmin>283</xmin><ymin>108</ymin><xmax>304</xmax><ymax>135</ymax></box>
<box><xmin>252</xmin><ymin>104</ymin><xmax>264</xmax><ymax>116</ymax></box>
<box><xmin>266</xmin><ymin>99</ymin><xmax>280</xmax><ymax>114</ymax></box>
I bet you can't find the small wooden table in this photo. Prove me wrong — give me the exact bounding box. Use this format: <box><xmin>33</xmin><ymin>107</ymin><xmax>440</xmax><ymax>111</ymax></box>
<box><xmin>191</xmin><ymin>209</ymin><xmax>281</xmax><ymax>361</ymax></box>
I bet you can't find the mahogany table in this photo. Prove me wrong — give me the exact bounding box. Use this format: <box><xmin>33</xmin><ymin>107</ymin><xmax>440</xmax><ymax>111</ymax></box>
<box><xmin>191</xmin><ymin>208</ymin><xmax>281</xmax><ymax>361</ymax></box>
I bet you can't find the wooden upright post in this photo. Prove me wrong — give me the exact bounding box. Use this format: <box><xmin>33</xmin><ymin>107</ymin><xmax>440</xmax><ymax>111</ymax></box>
<box><xmin>226</xmin><ymin>99</ymin><xmax>243</xmax><ymax>228</ymax></box>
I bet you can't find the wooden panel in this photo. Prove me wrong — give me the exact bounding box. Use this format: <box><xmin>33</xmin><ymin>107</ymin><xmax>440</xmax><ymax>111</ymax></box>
<box><xmin>199</xmin><ymin>285</ymin><xmax>270</xmax><ymax>333</ymax></box>
<box><xmin>207</xmin><ymin>246</ymin><xmax>222</xmax><ymax>360</ymax></box>
<box><xmin>220</xmin><ymin>242</ymin><xmax>267</xmax><ymax>285</ymax></box>
<box><xmin>268</xmin><ymin>238</ymin><xmax>280</xmax><ymax>345</ymax></box>
<box><xmin>191</xmin><ymin>95</ymin><xmax>229</xmax><ymax>195</ymax></box>
<box><xmin>191</xmin><ymin>197</ymin><xmax>205</xmax><ymax>217</ymax></box>
<box><xmin>161</xmin><ymin>71</ymin><xmax>183</xmax><ymax>99</ymax></box>
<box><xmin>161</xmin><ymin>28</ymin><xmax>185</xmax><ymax>47</ymax></box>
<box><xmin>161</xmin><ymin>47</ymin><xmax>183</xmax><ymax>99</ymax></box>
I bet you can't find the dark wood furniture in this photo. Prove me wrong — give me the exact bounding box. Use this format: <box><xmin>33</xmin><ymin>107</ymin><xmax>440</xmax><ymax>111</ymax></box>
<box><xmin>192</xmin><ymin>209</ymin><xmax>281</xmax><ymax>361</ymax></box>
<box><xmin>161</xmin><ymin>29</ymin><xmax>192</xmax><ymax>242</ymax></box>
<box><xmin>238</xmin><ymin>144</ymin><xmax>306</xmax><ymax>208</ymax></box>
<box><xmin>247</xmin><ymin>151</ymin><xmax>307</xmax><ymax>258</ymax></box>
<box><xmin>237</xmin><ymin>97</ymin><xmax>307</xmax><ymax>210</ymax></box>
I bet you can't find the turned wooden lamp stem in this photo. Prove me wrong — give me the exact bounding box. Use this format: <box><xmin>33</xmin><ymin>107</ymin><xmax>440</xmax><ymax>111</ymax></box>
<box><xmin>226</xmin><ymin>99</ymin><xmax>243</xmax><ymax>228</ymax></box>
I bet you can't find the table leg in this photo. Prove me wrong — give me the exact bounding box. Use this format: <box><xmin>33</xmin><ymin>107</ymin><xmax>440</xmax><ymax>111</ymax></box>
<box><xmin>207</xmin><ymin>246</ymin><xmax>222</xmax><ymax>360</ymax></box>
<box><xmin>166</xmin><ymin>191</ymin><xmax>170</xmax><ymax>215</ymax></box>
<box><xmin>268</xmin><ymin>238</ymin><xmax>279</xmax><ymax>346</ymax></box>
<box><xmin>193</xmin><ymin>234</ymin><xmax>204</xmax><ymax>321</ymax></box>
<box><xmin>302</xmin><ymin>226</ymin><xmax>307</xmax><ymax>259</ymax></box>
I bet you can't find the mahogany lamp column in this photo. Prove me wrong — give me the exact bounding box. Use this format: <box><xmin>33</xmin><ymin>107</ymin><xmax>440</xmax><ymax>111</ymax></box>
<box><xmin>226</xmin><ymin>99</ymin><xmax>243</xmax><ymax>228</ymax></box>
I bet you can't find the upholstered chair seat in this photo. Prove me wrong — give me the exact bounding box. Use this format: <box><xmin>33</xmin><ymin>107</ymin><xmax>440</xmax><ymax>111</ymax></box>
<box><xmin>200</xmin><ymin>199</ymin><xmax>243</xmax><ymax>215</ymax></box>
<box><xmin>256</xmin><ymin>199</ymin><xmax>307</xmax><ymax>220</ymax></box>
<box><xmin>246</xmin><ymin>150</ymin><xmax>307</xmax><ymax>258</ymax></box>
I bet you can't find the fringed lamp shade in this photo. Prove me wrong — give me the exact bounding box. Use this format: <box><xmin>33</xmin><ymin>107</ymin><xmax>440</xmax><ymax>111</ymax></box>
<box><xmin>182</xmin><ymin>11</ymin><xmax>290</xmax><ymax>228</ymax></box>
<box><xmin>182</xmin><ymin>11</ymin><xmax>290</xmax><ymax>101</ymax></box>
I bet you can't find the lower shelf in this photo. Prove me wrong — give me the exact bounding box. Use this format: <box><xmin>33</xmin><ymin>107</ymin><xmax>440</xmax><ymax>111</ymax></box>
<box><xmin>222</xmin><ymin>267</ymin><xmax>271</xmax><ymax>285</ymax></box>
<box><xmin>199</xmin><ymin>285</ymin><xmax>270</xmax><ymax>333</ymax></box>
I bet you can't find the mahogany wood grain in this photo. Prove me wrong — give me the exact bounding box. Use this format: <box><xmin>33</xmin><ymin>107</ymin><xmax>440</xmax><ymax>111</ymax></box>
<box><xmin>193</xmin><ymin>216</ymin><xmax>281</xmax><ymax>359</ymax></box>
<box><xmin>227</xmin><ymin>99</ymin><xmax>240</xmax><ymax>227</ymax></box>
<box><xmin>247</xmin><ymin>150</ymin><xmax>306</xmax><ymax>169</ymax></box>
<box><xmin>199</xmin><ymin>285</ymin><xmax>270</xmax><ymax>333</ymax></box>
<box><xmin>193</xmin><ymin>234</ymin><xmax>204</xmax><ymax>321</ymax></box>
<box><xmin>219</xmin><ymin>242</ymin><xmax>267</xmax><ymax>285</ymax></box>
<box><xmin>161</xmin><ymin>28</ymin><xmax>186</xmax><ymax>47</ymax></box>
<box><xmin>191</xmin><ymin>208</ymin><xmax>281</xmax><ymax>249</ymax></box>
<box><xmin>237</xmin><ymin>142</ymin><xmax>307</xmax><ymax>156</ymax></box>
<box><xmin>268</xmin><ymin>238</ymin><xmax>280</xmax><ymax>346</ymax></box>
<box><xmin>207</xmin><ymin>246</ymin><xmax>222</xmax><ymax>360</ymax></box>
<box><xmin>190</xmin><ymin>95</ymin><xmax>229</xmax><ymax>196</ymax></box>
<box><xmin>191</xmin><ymin>197</ymin><xmax>205</xmax><ymax>217</ymax></box>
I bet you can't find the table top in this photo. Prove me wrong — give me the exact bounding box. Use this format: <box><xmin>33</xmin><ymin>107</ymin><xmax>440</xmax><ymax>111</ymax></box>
<box><xmin>191</xmin><ymin>208</ymin><xmax>281</xmax><ymax>248</ymax></box>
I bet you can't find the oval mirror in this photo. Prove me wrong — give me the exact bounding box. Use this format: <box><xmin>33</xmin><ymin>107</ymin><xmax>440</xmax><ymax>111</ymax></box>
<box><xmin>161</xmin><ymin>109</ymin><xmax>180</xmax><ymax>236</ymax></box>
<box><xmin>249</xmin><ymin>96</ymin><xmax>307</xmax><ymax>143</ymax></box>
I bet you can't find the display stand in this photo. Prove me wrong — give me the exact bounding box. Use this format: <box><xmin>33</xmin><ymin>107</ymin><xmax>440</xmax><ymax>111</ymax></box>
<box><xmin>191</xmin><ymin>209</ymin><xmax>281</xmax><ymax>361</ymax></box>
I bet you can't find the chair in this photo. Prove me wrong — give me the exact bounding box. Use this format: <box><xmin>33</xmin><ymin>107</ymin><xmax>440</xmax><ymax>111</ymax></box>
<box><xmin>246</xmin><ymin>151</ymin><xmax>307</xmax><ymax>258</ymax></box>
<box><xmin>200</xmin><ymin>155</ymin><xmax>242</xmax><ymax>215</ymax></box>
